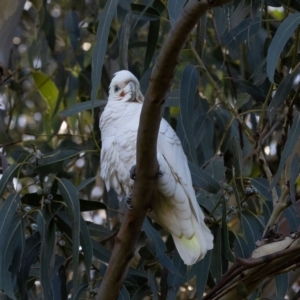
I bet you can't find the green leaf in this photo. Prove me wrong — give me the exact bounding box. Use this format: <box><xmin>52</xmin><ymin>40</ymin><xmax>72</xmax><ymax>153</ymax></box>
<box><xmin>58</xmin><ymin>178</ymin><xmax>81</xmax><ymax>285</ymax></box>
<box><xmin>180</xmin><ymin>64</ymin><xmax>199</xmax><ymax>164</ymax></box>
<box><xmin>59</xmin><ymin>100</ymin><xmax>107</xmax><ymax>117</ymax></box>
<box><xmin>268</xmin><ymin>74</ymin><xmax>294</xmax><ymax>125</ymax></box>
<box><xmin>234</xmin><ymin>79</ymin><xmax>266</xmax><ymax>102</ymax></box>
<box><xmin>32</xmin><ymin>71</ymin><xmax>59</xmax><ymax>117</ymax></box>
<box><xmin>90</xmin><ymin>0</ymin><xmax>119</xmax><ymax>108</ymax></box>
<box><xmin>271</xmin><ymin>114</ymin><xmax>300</xmax><ymax>188</ymax></box>
<box><xmin>0</xmin><ymin>164</ymin><xmax>22</xmax><ymax>198</ymax></box>
<box><xmin>168</xmin><ymin>0</ymin><xmax>185</xmax><ymax>26</ymax></box>
<box><xmin>267</xmin><ymin>13</ymin><xmax>300</xmax><ymax>83</ymax></box>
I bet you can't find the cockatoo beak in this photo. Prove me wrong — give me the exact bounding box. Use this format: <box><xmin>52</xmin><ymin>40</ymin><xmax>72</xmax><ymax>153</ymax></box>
<box><xmin>128</xmin><ymin>81</ymin><xmax>136</xmax><ymax>102</ymax></box>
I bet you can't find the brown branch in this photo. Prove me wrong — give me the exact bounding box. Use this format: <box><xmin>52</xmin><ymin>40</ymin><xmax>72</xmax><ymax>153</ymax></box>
<box><xmin>96</xmin><ymin>1</ymin><xmax>233</xmax><ymax>299</ymax></box>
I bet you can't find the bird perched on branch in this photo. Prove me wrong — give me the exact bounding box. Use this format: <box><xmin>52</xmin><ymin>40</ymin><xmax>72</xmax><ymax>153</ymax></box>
<box><xmin>100</xmin><ymin>70</ymin><xmax>213</xmax><ymax>265</ymax></box>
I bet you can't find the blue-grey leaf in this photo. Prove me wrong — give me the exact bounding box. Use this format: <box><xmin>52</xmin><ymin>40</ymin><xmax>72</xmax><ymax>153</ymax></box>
<box><xmin>271</xmin><ymin>114</ymin><xmax>300</xmax><ymax>188</ymax></box>
<box><xmin>59</xmin><ymin>100</ymin><xmax>107</xmax><ymax>117</ymax></box>
<box><xmin>118</xmin><ymin>285</ymin><xmax>130</xmax><ymax>300</ymax></box>
<box><xmin>268</xmin><ymin>74</ymin><xmax>294</xmax><ymax>125</ymax></box>
<box><xmin>267</xmin><ymin>13</ymin><xmax>300</xmax><ymax>83</ymax></box>
<box><xmin>58</xmin><ymin>178</ymin><xmax>81</xmax><ymax>285</ymax></box>
<box><xmin>275</xmin><ymin>273</ymin><xmax>288</xmax><ymax>298</ymax></box>
<box><xmin>189</xmin><ymin>161</ymin><xmax>220</xmax><ymax>193</ymax></box>
<box><xmin>168</xmin><ymin>0</ymin><xmax>185</xmax><ymax>27</ymax></box>
<box><xmin>0</xmin><ymin>164</ymin><xmax>22</xmax><ymax>198</ymax></box>
<box><xmin>90</xmin><ymin>0</ymin><xmax>119</xmax><ymax>108</ymax></box>
<box><xmin>221</xmin><ymin>17</ymin><xmax>261</xmax><ymax>48</ymax></box>
<box><xmin>289</xmin><ymin>153</ymin><xmax>300</xmax><ymax>204</ymax></box>
<box><xmin>142</xmin><ymin>219</ymin><xmax>177</xmax><ymax>273</ymax></box>
<box><xmin>234</xmin><ymin>79</ymin><xmax>266</xmax><ymax>102</ymax></box>
<box><xmin>180</xmin><ymin>64</ymin><xmax>199</xmax><ymax>164</ymax></box>
<box><xmin>195</xmin><ymin>250</ymin><xmax>212</xmax><ymax>299</ymax></box>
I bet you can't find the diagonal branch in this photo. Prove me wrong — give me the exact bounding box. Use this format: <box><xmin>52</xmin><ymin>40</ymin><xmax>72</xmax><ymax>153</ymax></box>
<box><xmin>96</xmin><ymin>1</ymin><xmax>233</xmax><ymax>299</ymax></box>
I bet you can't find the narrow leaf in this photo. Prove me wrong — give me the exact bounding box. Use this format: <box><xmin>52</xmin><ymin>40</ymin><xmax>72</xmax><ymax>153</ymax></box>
<box><xmin>168</xmin><ymin>0</ymin><xmax>185</xmax><ymax>27</ymax></box>
<box><xmin>180</xmin><ymin>64</ymin><xmax>199</xmax><ymax>164</ymax></box>
<box><xmin>267</xmin><ymin>13</ymin><xmax>300</xmax><ymax>83</ymax></box>
<box><xmin>222</xmin><ymin>199</ymin><xmax>235</xmax><ymax>262</ymax></box>
<box><xmin>90</xmin><ymin>0</ymin><xmax>119</xmax><ymax>108</ymax></box>
<box><xmin>271</xmin><ymin>114</ymin><xmax>300</xmax><ymax>188</ymax></box>
<box><xmin>59</xmin><ymin>100</ymin><xmax>107</xmax><ymax>117</ymax></box>
<box><xmin>0</xmin><ymin>164</ymin><xmax>21</xmax><ymax>198</ymax></box>
<box><xmin>58</xmin><ymin>178</ymin><xmax>81</xmax><ymax>285</ymax></box>
<box><xmin>275</xmin><ymin>273</ymin><xmax>288</xmax><ymax>298</ymax></box>
<box><xmin>289</xmin><ymin>153</ymin><xmax>300</xmax><ymax>204</ymax></box>
<box><xmin>268</xmin><ymin>74</ymin><xmax>294</xmax><ymax>125</ymax></box>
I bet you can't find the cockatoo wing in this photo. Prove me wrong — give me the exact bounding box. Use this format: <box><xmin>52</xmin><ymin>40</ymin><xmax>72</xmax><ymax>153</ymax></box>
<box><xmin>149</xmin><ymin>118</ymin><xmax>213</xmax><ymax>265</ymax></box>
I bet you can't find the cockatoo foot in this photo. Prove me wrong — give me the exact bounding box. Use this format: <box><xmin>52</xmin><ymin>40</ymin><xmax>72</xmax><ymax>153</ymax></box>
<box><xmin>130</xmin><ymin>165</ymin><xmax>136</xmax><ymax>180</ymax></box>
<box><xmin>125</xmin><ymin>195</ymin><xmax>134</xmax><ymax>210</ymax></box>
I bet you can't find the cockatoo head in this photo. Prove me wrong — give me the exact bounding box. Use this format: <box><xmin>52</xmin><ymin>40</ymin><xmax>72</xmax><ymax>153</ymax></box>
<box><xmin>108</xmin><ymin>70</ymin><xmax>144</xmax><ymax>103</ymax></box>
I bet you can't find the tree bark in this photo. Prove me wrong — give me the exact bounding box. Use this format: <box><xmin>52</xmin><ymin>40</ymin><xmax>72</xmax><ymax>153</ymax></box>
<box><xmin>96</xmin><ymin>1</ymin><xmax>233</xmax><ymax>299</ymax></box>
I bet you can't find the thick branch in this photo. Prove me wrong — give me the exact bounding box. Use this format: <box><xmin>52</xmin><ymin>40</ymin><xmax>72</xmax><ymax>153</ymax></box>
<box><xmin>96</xmin><ymin>1</ymin><xmax>233</xmax><ymax>299</ymax></box>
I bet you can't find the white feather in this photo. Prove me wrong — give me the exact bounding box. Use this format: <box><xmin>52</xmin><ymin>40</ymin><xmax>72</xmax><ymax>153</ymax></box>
<box><xmin>100</xmin><ymin>70</ymin><xmax>213</xmax><ymax>265</ymax></box>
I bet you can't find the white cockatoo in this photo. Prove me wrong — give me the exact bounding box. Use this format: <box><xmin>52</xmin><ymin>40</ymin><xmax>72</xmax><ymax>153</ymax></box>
<box><xmin>100</xmin><ymin>70</ymin><xmax>213</xmax><ymax>265</ymax></box>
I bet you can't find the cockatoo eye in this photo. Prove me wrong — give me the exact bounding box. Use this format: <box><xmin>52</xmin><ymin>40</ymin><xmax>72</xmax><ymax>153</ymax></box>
<box><xmin>114</xmin><ymin>85</ymin><xmax>120</xmax><ymax>93</ymax></box>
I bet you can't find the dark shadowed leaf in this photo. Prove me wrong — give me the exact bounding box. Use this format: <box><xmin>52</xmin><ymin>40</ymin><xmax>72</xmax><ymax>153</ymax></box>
<box><xmin>119</xmin><ymin>12</ymin><xmax>132</xmax><ymax>70</ymax></box>
<box><xmin>289</xmin><ymin>153</ymin><xmax>300</xmax><ymax>204</ymax></box>
<box><xmin>267</xmin><ymin>13</ymin><xmax>300</xmax><ymax>83</ymax></box>
<box><xmin>234</xmin><ymin>79</ymin><xmax>266</xmax><ymax>102</ymax></box>
<box><xmin>167</xmin><ymin>248</ymin><xmax>186</xmax><ymax>299</ymax></box>
<box><xmin>131</xmin><ymin>3</ymin><xmax>159</xmax><ymax>22</ymax></box>
<box><xmin>271</xmin><ymin>114</ymin><xmax>300</xmax><ymax>188</ymax></box>
<box><xmin>131</xmin><ymin>285</ymin><xmax>151</xmax><ymax>300</ymax></box>
<box><xmin>251</xmin><ymin>177</ymin><xmax>281</xmax><ymax>202</ymax></box>
<box><xmin>90</xmin><ymin>0</ymin><xmax>119</xmax><ymax>108</ymax></box>
<box><xmin>52</xmin><ymin>256</ymin><xmax>67</xmax><ymax>300</ymax></box>
<box><xmin>195</xmin><ymin>250</ymin><xmax>212</xmax><ymax>299</ymax></box>
<box><xmin>221</xmin><ymin>17</ymin><xmax>261</xmax><ymax>48</ymax></box>
<box><xmin>118</xmin><ymin>285</ymin><xmax>130</xmax><ymax>300</ymax></box>
<box><xmin>168</xmin><ymin>0</ymin><xmax>186</xmax><ymax>27</ymax></box>
<box><xmin>72</xmin><ymin>281</ymin><xmax>88</xmax><ymax>300</ymax></box>
<box><xmin>180</xmin><ymin>64</ymin><xmax>199</xmax><ymax>164</ymax></box>
<box><xmin>143</xmin><ymin>19</ymin><xmax>160</xmax><ymax>73</ymax></box>
<box><xmin>283</xmin><ymin>205</ymin><xmax>300</xmax><ymax>232</ymax></box>
<box><xmin>148</xmin><ymin>269</ymin><xmax>159</xmax><ymax>300</ymax></box>
<box><xmin>91</xmin><ymin>238</ymin><xmax>111</xmax><ymax>263</ymax></box>
<box><xmin>58</xmin><ymin>178</ymin><xmax>81</xmax><ymax>285</ymax></box>
<box><xmin>59</xmin><ymin>100</ymin><xmax>107</xmax><ymax>117</ymax></box>
<box><xmin>86</xmin><ymin>222</ymin><xmax>111</xmax><ymax>238</ymax></box>
<box><xmin>275</xmin><ymin>273</ymin><xmax>288</xmax><ymax>298</ymax></box>
<box><xmin>0</xmin><ymin>213</ymin><xmax>22</xmax><ymax>300</ymax></box>
<box><xmin>34</xmin><ymin>150</ymin><xmax>80</xmax><ymax>175</ymax></box>
<box><xmin>76</xmin><ymin>177</ymin><xmax>96</xmax><ymax>192</ymax></box>
<box><xmin>143</xmin><ymin>219</ymin><xmax>177</xmax><ymax>273</ymax></box>
<box><xmin>0</xmin><ymin>164</ymin><xmax>22</xmax><ymax>198</ymax></box>
<box><xmin>17</xmin><ymin>232</ymin><xmax>41</xmax><ymax>299</ymax></box>
<box><xmin>222</xmin><ymin>200</ymin><xmax>235</xmax><ymax>262</ymax></box>
<box><xmin>210</xmin><ymin>226</ymin><xmax>221</xmax><ymax>281</ymax></box>
<box><xmin>231</xmin><ymin>136</ymin><xmax>243</xmax><ymax>177</ymax></box>
<box><xmin>268</xmin><ymin>74</ymin><xmax>294</xmax><ymax>125</ymax></box>
<box><xmin>189</xmin><ymin>161</ymin><xmax>220</xmax><ymax>193</ymax></box>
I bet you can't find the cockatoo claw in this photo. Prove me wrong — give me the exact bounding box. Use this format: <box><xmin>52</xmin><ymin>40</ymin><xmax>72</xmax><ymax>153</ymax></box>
<box><xmin>125</xmin><ymin>195</ymin><xmax>134</xmax><ymax>210</ymax></box>
<box><xmin>130</xmin><ymin>165</ymin><xmax>136</xmax><ymax>180</ymax></box>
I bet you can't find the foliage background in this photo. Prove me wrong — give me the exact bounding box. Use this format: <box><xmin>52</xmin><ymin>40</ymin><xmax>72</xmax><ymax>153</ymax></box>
<box><xmin>0</xmin><ymin>0</ymin><xmax>300</xmax><ymax>299</ymax></box>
